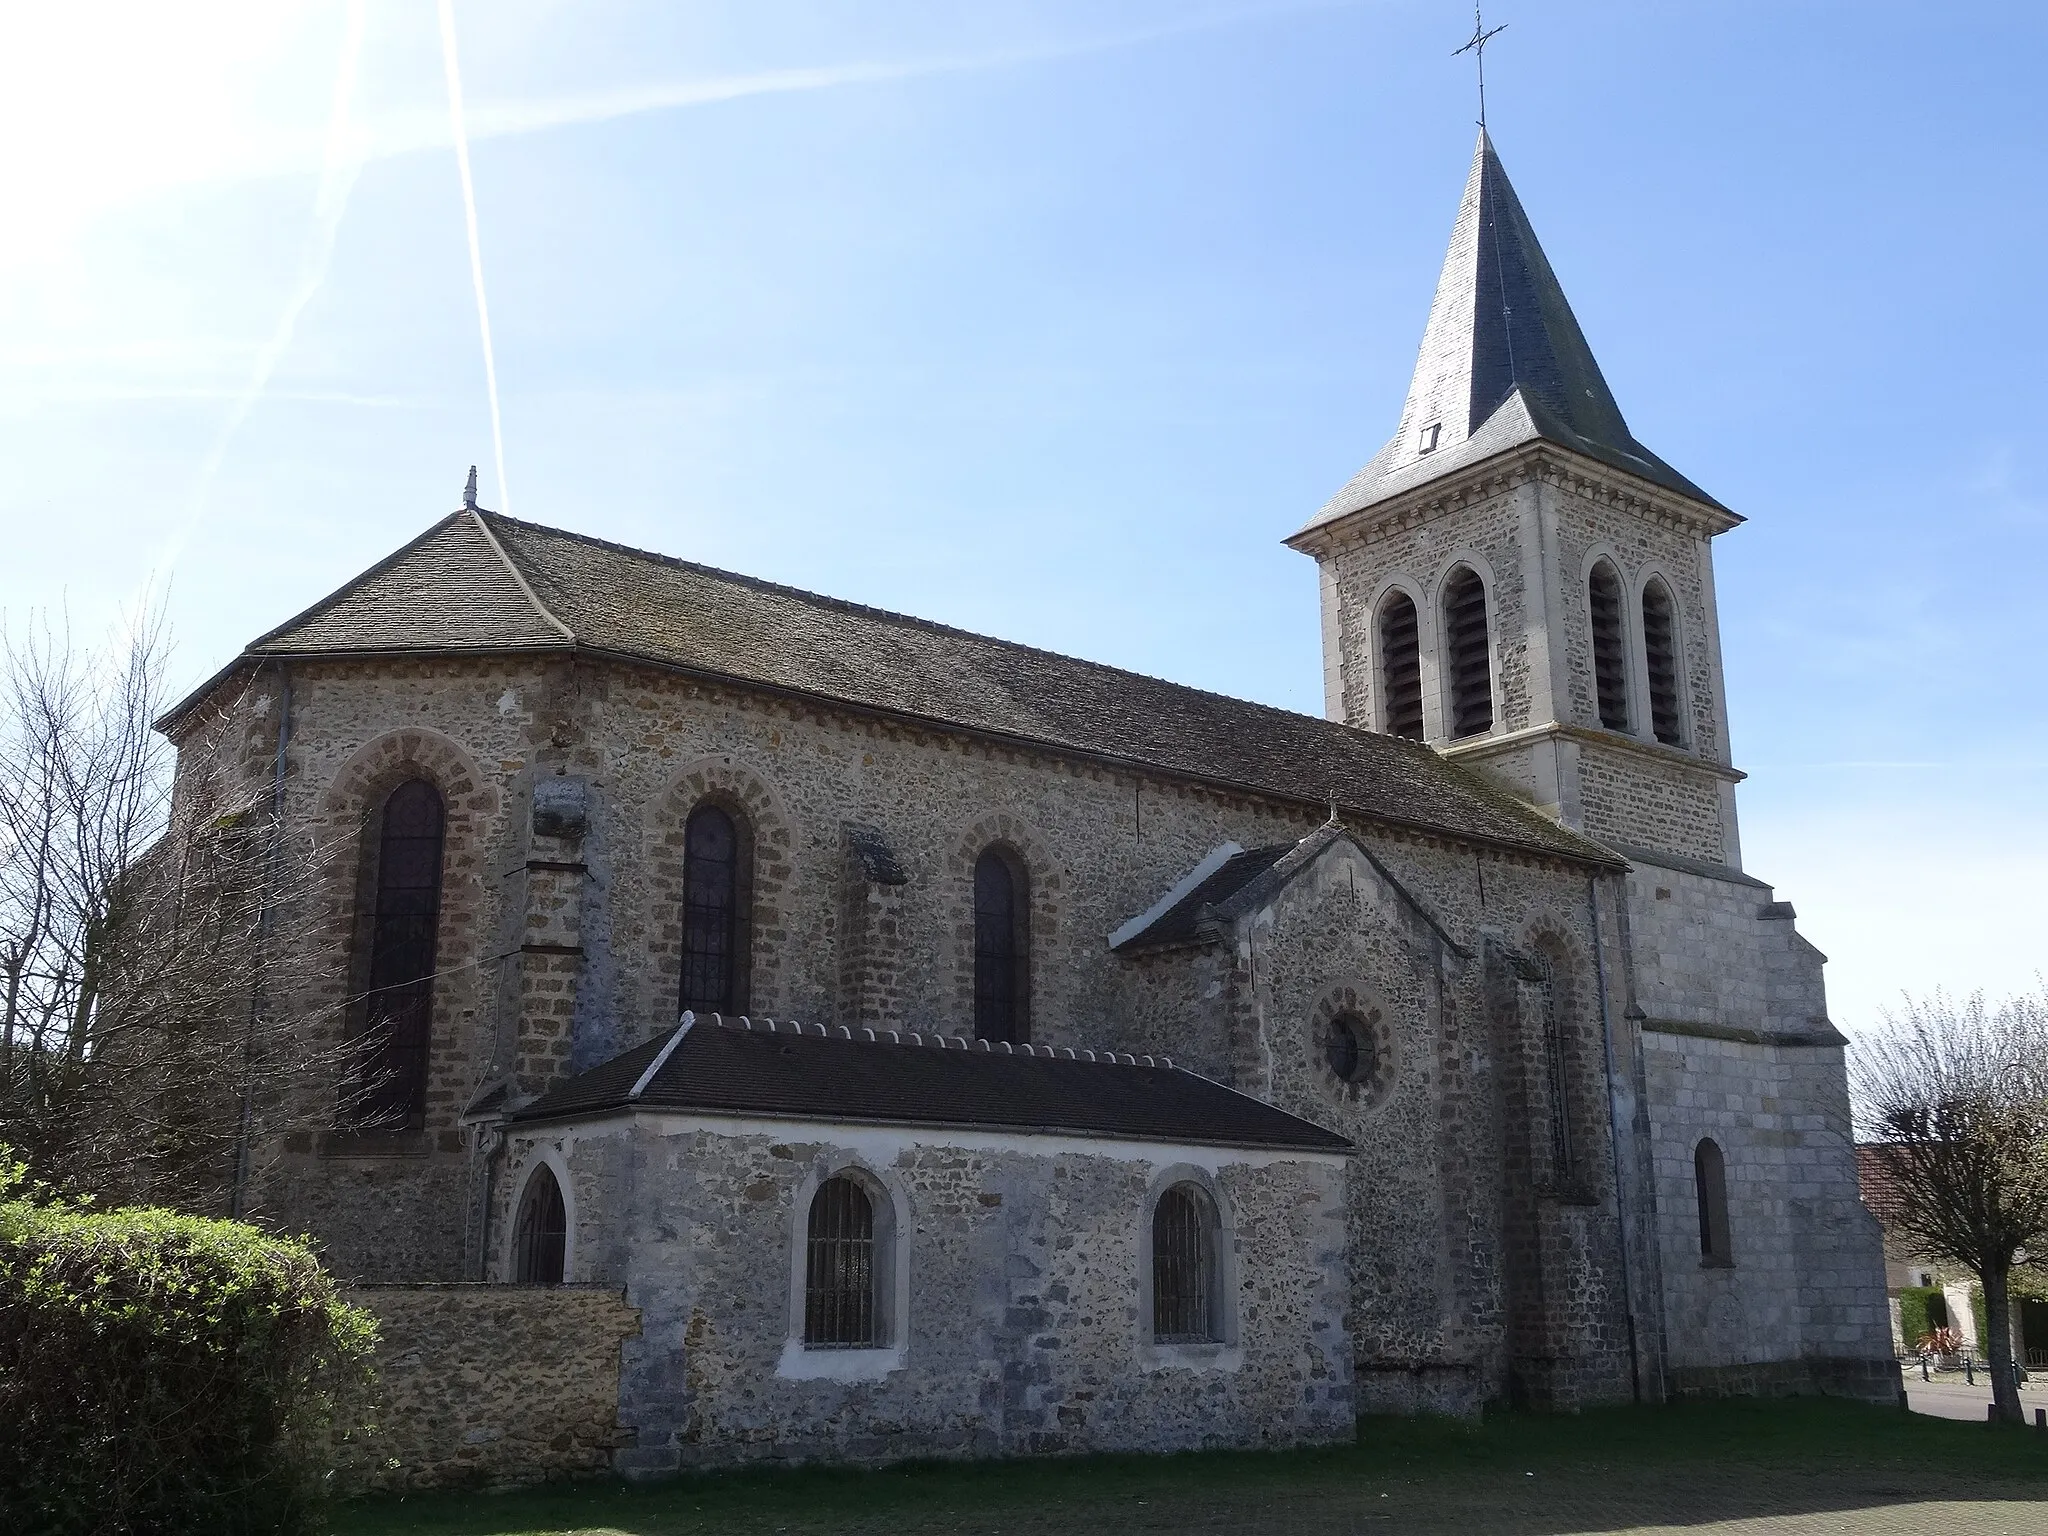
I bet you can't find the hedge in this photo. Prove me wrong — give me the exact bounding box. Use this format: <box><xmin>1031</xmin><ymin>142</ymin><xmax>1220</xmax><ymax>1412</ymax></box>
<box><xmin>1896</xmin><ymin>1285</ymin><xmax>1946</xmax><ymax>1350</ymax></box>
<box><xmin>0</xmin><ymin>1170</ymin><xmax>377</xmax><ymax>1535</ymax></box>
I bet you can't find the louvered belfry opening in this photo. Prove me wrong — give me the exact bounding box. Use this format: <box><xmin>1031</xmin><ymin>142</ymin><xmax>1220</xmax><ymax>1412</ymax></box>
<box><xmin>973</xmin><ymin>845</ymin><xmax>1028</xmax><ymax>1043</ymax></box>
<box><xmin>513</xmin><ymin>1164</ymin><xmax>566</xmax><ymax>1283</ymax></box>
<box><xmin>1376</xmin><ymin>591</ymin><xmax>1425</xmax><ymax>740</ymax></box>
<box><xmin>1587</xmin><ymin>562</ymin><xmax>1630</xmax><ymax>732</ymax></box>
<box><xmin>680</xmin><ymin>801</ymin><xmax>742</xmax><ymax>1014</ymax></box>
<box><xmin>359</xmin><ymin>778</ymin><xmax>445</xmax><ymax>1125</ymax></box>
<box><xmin>1642</xmin><ymin>580</ymin><xmax>1683</xmax><ymax>746</ymax></box>
<box><xmin>1441</xmin><ymin>566</ymin><xmax>1493</xmax><ymax>738</ymax></box>
<box><xmin>1151</xmin><ymin>1183</ymin><xmax>1219</xmax><ymax>1343</ymax></box>
<box><xmin>805</xmin><ymin>1175</ymin><xmax>879</xmax><ymax>1347</ymax></box>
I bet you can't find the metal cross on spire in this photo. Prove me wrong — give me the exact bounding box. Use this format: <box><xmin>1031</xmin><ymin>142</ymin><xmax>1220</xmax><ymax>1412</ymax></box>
<box><xmin>1452</xmin><ymin>6</ymin><xmax>1508</xmax><ymax>129</ymax></box>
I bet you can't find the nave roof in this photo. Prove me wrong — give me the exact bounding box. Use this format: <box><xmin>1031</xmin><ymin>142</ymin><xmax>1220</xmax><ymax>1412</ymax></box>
<box><xmin>170</xmin><ymin>506</ymin><xmax>1619</xmax><ymax>868</ymax></box>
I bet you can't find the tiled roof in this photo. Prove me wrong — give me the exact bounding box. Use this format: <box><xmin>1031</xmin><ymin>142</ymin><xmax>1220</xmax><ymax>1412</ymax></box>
<box><xmin>194</xmin><ymin>506</ymin><xmax>1617</xmax><ymax>867</ymax></box>
<box><xmin>513</xmin><ymin>1013</ymin><xmax>1353</xmax><ymax>1153</ymax></box>
<box><xmin>1111</xmin><ymin>842</ymin><xmax>1296</xmax><ymax>952</ymax></box>
<box><xmin>1297</xmin><ymin>131</ymin><xmax>1729</xmax><ymax>536</ymax></box>
<box><xmin>1855</xmin><ymin>1144</ymin><xmax>1907</xmax><ymax>1225</ymax></box>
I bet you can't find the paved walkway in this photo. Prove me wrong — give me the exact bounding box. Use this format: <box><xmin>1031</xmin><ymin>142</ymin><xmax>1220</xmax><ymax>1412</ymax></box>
<box><xmin>1906</xmin><ymin>1373</ymin><xmax>2048</xmax><ymax>1423</ymax></box>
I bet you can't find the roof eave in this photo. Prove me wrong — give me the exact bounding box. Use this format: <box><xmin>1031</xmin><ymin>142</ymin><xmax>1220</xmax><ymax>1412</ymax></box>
<box><xmin>1288</xmin><ymin>437</ymin><xmax>1742</xmax><ymax>559</ymax></box>
<box><xmin>509</xmin><ymin>1098</ymin><xmax>1352</xmax><ymax>1154</ymax></box>
<box><xmin>163</xmin><ymin>635</ymin><xmax>1619</xmax><ymax>871</ymax></box>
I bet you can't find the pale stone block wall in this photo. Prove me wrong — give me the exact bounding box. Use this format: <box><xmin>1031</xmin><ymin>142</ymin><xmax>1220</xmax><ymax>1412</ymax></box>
<box><xmin>340</xmin><ymin>1283</ymin><xmax>641</xmax><ymax>1490</ymax></box>
<box><xmin>514</xmin><ymin>1118</ymin><xmax>1353</xmax><ymax>1472</ymax></box>
<box><xmin>1641</xmin><ymin>1030</ymin><xmax>1898</xmax><ymax>1400</ymax></box>
<box><xmin>1625</xmin><ymin>860</ymin><xmax>1828</xmax><ymax>1038</ymax></box>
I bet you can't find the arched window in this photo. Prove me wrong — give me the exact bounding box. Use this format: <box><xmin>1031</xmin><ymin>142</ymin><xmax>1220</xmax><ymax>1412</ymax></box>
<box><xmin>513</xmin><ymin>1164</ymin><xmax>566</xmax><ymax>1284</ymax></box>
<box><xmin>358</xmin><ymin>778</ymin><xmax>445</xmax><ymax>1125</ymax></box>
<box><xmin>1642</xmin><ymin>579</ymin><xmax>1683</xmax><ymax>746</ymax></box>
<box><xmin>1536</xmin><ymin>963</ymin><xmax>1573</xmax><ymax>1180</ymax></box>
<box><xmin>1151</xmin><ymin>1182</ymin><xmax>1220</xmax><ymax>1343</ymax></box>
<box><xmin>805</xmin><ymin>1175</ymin><xmax>879</xmax><ymax>1347</ymax></box>
<box><xmin>680</xmin><ymin>801</ymin><xmax>749</xmax><ymax>1015</ymax></box>
<box><xmin>1376</xmin><ymin>590</ymin><xmax>1424</xmax><ymax>740</ymax></box>
<box><xmin>973</xmin><ymin>845</ymin><xmax>1028</xmax><ymax>1043</ymax></box>
<box><xmin>1441</xmin><ymin>566</ymin><xmax>1493</xmax><ymax>738</ymax></box>
<box><xmin>1588</xmin><ymin>561</ymin><xmax>1630</xmax><ymax>732</ymax></box>
<box><xmin>1695</xmin><ymin>1137</ymin><xmax>1732</xmax><ymax>1266</ymax></box>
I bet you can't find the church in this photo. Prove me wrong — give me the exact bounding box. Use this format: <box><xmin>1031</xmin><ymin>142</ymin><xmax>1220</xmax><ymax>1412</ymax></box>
<box><xmin>163</xmin><ymin>131</ymin><xmax>1899</xmax><ymax>1474</ymax></box>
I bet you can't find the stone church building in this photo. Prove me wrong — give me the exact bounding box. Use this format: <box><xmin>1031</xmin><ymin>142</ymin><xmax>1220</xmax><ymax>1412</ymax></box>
<box><xmin>164</xmin><ymin>132</ymin><xmax>1897</xmax><ymax>1474</ymax></box>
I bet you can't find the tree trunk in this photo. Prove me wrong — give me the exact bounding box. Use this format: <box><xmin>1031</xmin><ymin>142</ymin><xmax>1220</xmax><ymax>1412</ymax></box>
<box><xmin>1982</xmin><ymin>1262</ymin><xmax>2023</xmax><ymax>1422</ymax></box>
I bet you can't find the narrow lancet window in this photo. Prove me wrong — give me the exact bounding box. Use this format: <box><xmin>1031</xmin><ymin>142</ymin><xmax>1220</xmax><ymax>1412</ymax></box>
<box><xmin>513</xmin><ymin>1164</ymin><xmax>567</xmax><ymax>1283</ymax></box>
<box><xmin>805</xmin><ymin>1175</ymin><xmax>879</xmax><ymax>1347</ymax></box>
<box><xmin>1377</xmin><ymin>591</ymin><xmax>1424</xmax><ymax>740</ymax></box>
<box><xmin>973</xmin><ymin>846</ymin><xmax>1028</xmax><ymax>1043</ymax></box>
<box><xmin>359</xmin><ymin>778</ymin><xmax>445</xmax><ymax>1125</ymax></box>
<box><xmin>1152</xmin><ymin>1183</ymin><xmax>1220</xmax><ymax>1343</ymax></box>
<box><xmin>1643</xmin><ymin>580</ymin><xmax>1683</xmax><ymax>746</ymax></box>
<box><xmin>1588</xmin><ymin>561</ymin><xmax>1630</xmax><ymax>732</ymax></box>
<box><xmin>1539</xmin><ymin>972</ymin><xmax>1572</xmax><ymax>1180</ymax></box>
<box><xmin>1695</xmin><ymin>1138</ymin><xmax>1732</xmax><ymax>1265</ymax></box>
<box><xmin>680</xmin><ymin>802</ymin><xmax>743</xmax><ymax>1014</ymax></box>
<box><xmin>1442</xmin><ymin>566</ymin><xmax>1493</xmax><ymax>738</ymax></box>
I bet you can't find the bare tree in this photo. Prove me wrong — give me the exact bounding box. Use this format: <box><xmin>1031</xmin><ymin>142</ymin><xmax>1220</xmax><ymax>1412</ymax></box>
<box><xmin>1852</xmin><ymin>985</ymin><xmax>2048</xmax><ymax>1424</ymax></box>
<box><xmin>0</xmin><ymin>611</ymin><xmax>352</xmax><ymax>1210</ymax></box>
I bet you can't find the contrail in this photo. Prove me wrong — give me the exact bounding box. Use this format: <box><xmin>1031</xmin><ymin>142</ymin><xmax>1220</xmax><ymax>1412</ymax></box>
<box><xmin>154</xmin><ymin>0</ymin><xmax>367</xmax><ymax>573</ymax></box>
<box><xmin>437</xmin><ymin>0</ymin><xmax>509</xmax><ymax>515</ymax></box>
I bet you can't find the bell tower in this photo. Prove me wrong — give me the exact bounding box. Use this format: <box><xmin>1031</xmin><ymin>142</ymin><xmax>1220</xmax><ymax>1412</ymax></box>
<box><xmin>1288</xmin><ymin>132</ymin><xmax>1746</xmax><ymax>868</ymax></box>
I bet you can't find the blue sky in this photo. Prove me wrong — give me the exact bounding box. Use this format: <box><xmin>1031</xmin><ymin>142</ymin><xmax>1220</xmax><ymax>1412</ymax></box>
<box><xmin>3</xmin><ymin>1</ymin><xmax>2042</xmax><ymax>1030</ymax></box>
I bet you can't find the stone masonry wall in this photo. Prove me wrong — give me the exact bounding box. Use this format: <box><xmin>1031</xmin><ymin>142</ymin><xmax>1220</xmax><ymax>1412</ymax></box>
<box><xmin>1540</xmin><ymin>472</ymin><xmax>1724</xmax><ymax>763</ymax></box>
<box><xmin>515</xmin><ymin>1117</ymin><xmax>1353</xmax><ymax>1471</ymax></box>
<box><xmin>1625</xmin><ymin>859</ymin><xmax>1829</xmax><ymax>1037</ymax></box>
<box><xmin>1108</xmin><ymin>828</ymin><xmax>1641</xmax><ymax>1413</ymax></box>
<box><xmin>1319</xmin><ymin>475</ymin><xmax>1530</xmax><ymax>740</ymax></box>
<box><xmin>340</xmin><ymin>1283</ymin><xmax>641</xmax><ymax>1490</ymax></box>
<box><xmin>1577</xmin><ymin>744</ymin><xmax>1727</xmax><ymax>865</ymax></box>
<box><xmin>221</xmin><ymin>648</ymin><xmax>1573</xmax><ymax>1283</ymax></box>
<box><xmin>1640</xmin><ymin>1029</ymin><xmax>1898</xmax><ymax>1400</ymax></box>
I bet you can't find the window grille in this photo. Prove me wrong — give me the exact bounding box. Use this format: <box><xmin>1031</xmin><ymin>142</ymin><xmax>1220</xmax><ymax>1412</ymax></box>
<box><xmin>1694</xmin><ymin>1138</ymin><xmax>1732</xmax><ymax>1265</ymax></box>
<box><xmin>973</xmin><ymin>847</ymin><xmax>1027</xmax><ymax>1043</ymax></box>
<box><xmin>1151</xmin><ymin>1183</ymin><xmax>1219</xmax><ymax>1344</ymax></box>
<box><xmin>1377</xmin><ymin>592</ymin><xmax>1425</xmax><ymax>740</ymax></box>
<box><xmin>513</xmin><ymin>1164</ymin><xmax>566</xmax><ymax>1283</ymax></box>
<box><xmin>680</xmin><ymin>802</ymin><xmax>740</xmax><ymax>1013</ymax></box>
<box><xmin>1642</xmin><ymin>580</ymin><xmax>1683</xmax><ymax>746</ymax></box>
<box><xmin>1441</xmin><ymin>567</ymin><xmax>1493</xmax><ymax>738</ymax></box>
<box><xmin>358</xmin><ymin>778</ymin><xmax>445</xmax><ymax>1125</ymax></box>
<box><xmin>1587</xmin><ymin>562</ymin><xmax>1630</xmax><ymax>731</ymax></box>
<box><xmin>805</xmin><ymin>1176</ymin><xmax>879</xmax><ymax>1347</ymax></box>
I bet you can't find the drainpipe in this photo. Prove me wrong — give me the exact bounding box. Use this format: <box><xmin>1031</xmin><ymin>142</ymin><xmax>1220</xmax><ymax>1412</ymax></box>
<box><xmin>1588</xmin><ymin>873</ymin><xmax>1641</xmax><ymax>1403</ymax></box>
<box><xmin>230</xmin><ymin>662</ymin><xmax>291</xmax><ymax>1220</ymax></box>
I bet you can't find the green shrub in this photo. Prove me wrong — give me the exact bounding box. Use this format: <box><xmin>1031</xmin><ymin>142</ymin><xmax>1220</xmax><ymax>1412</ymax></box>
<box><xmin>0</xmin><ymin>1168</ymin><xmax>377</xmax><ymax>1535</ymax></box>
<box><xmin>1897</xmin><ymin>1285</ymin><xmax>1942</xmax><ymax>1349</ymax></box>
<box><xmin>1969</xmin><ymin>1271</ymin><xmax>2048</xmax><ymax>1354</ymax></box>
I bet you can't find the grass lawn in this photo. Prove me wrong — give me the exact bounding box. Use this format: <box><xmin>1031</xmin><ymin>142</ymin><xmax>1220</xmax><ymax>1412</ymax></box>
<box><xmin>335</xmin><ymin>1398</ymin><xmax>2048</xmax><ymax>1536</ymax></box>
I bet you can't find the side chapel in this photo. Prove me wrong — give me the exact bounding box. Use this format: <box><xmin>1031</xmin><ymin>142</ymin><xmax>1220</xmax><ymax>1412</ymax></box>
<box><xmin>163</xmin><ymin>132</ymin><xmax>1899</xmax><ymax>1470</ymax></box>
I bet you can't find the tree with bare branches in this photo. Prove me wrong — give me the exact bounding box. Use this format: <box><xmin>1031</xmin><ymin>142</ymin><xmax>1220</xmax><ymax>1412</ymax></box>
<box><xmin>0</xmin><ymin>612</ymin><xmax>351</xmax><ymax>1211</ymax></box>
<box><xmin>1852</xmin><ymin>985</ymin><xmax>2048</xmax><ymax>1424</ymax></box>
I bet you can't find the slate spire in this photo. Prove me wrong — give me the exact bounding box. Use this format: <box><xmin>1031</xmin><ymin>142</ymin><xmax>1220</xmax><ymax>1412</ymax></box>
<box><xmin>1302</xmin><ymin>131</ymin><xmax>1717</xmax><ymax>533</ymax></box>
